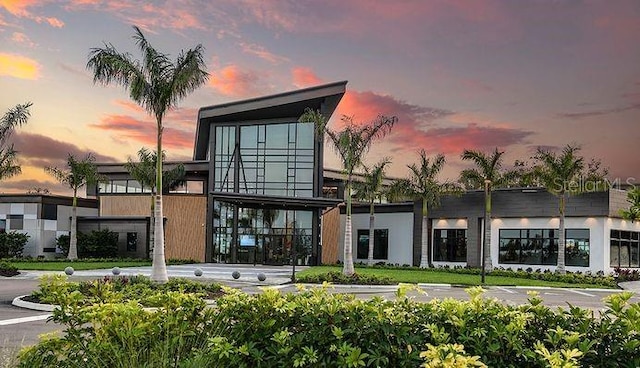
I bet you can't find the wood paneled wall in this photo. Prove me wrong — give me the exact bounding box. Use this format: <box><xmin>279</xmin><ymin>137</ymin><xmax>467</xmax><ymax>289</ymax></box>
<box><xmin>99</xmin><ymin>195</ymin><xmax>207</xmax><ymax>262</ymax></box>
<box><xmin>321</xmin><ymin>207</ymin><xmax>340</xmax><ymax>264</ymax></box>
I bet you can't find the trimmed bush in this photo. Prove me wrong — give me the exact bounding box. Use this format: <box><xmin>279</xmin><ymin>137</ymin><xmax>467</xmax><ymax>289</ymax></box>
<box><xmin>18</xmin><ymin>284</ymin><xmax>640</xmax><ymax>367</ymax></box>
<box><xmin>0</xmin><ymin>261</ymin><xmax>18</xmax><ymax>277</ymax></box>
<box><xmin>0</xmin><ymin>231</ymin><xmax>28</xmax><ymax>258</ymax></box>
<box><xmin>56</xmin><ymin>229</ymin><xmax>119</xmax><ymax>258</ymax></box>
<box><xmin>297</xmin><ymin>271</ymin><xmax>394</xmax><ymax>285</ymax></box>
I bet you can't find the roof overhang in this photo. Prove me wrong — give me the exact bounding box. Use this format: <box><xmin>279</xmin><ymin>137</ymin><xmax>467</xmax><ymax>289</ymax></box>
<box><xmin>210</xmin><ymin>191</ymin><xmax>342</xmax><ymax>210</ymax></box>
<box><xmin>194</xmin><ymin>81</ymin><xmax>347</xmax><ymax>160</ymax></box>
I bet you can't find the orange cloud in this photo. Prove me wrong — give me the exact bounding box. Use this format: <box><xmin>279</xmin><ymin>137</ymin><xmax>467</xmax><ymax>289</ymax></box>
<box><xmin>292</xmin><ymin>67</ymin><xmax>323</xmax><ymax>88</ymax></box>
<box><xmin>89</xmin><ymin>114</ymin><xmax>194</xmax><ymax>150</ymax></box>
<box><xmin>209</xmin><ymin>65</ymin><xmax>266</xmax><ymax>97</ymax></box>
<box><xmin>0</xmin><ymin>53</ymin><xmax>41</xmax><ymax>79</ymax></box>
<box><xmin>10</xmin><ymin>32</ymin><xmax>36</xmax><ymax>47</ymax></box>
<box><xmin>0</xmin><ymin>0</ymin><xmax>64</xmax><ymax>27</ymax></box>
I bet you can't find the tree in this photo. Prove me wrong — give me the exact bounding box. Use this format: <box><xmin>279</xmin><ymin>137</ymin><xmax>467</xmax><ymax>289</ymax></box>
<box><xmin>299</xmin><ymin>109</ymin><xmax>396</xmax><ymax>275</ymax></box>
<box><xmin>534</xmin><ymin>144</ymin><xmax>607</xmax><ymax>274</ymax></box>
<box><xmin>460</xmin><ymin>148</ymin><xmax>517</xmax><ymax>274</ymax></box>
<box><xmin>0</xmin><ymin>103</ymin><xmax>32</xmax><ymax>182</ymax></box>
<box><xmin>87</xmin><ymin>26</ymin><xmax>208</xmax><ymax>282</ymax></box>
<box><xmin>45</xmin><ymin>153</ymin><xmax>104</xmax><ymax>260</ymax></box>
<box><xmin>620</xmin><ymin>188</ymin><xmax>640</xmax><ymax>222</ymax></box>
<box><xmin>353</xmin><ymin>158</ymin><xmax>391</xmax><ymax>266</ymax></box>
<box><xmin>393</xmin><ymin>151</ymin><xmax>460</xmax><ymax>268</ymax></box>
<box><xmin>124</xmin><ymin>147</ymin><xmax>186</xmax><ymax>258</ymax></box>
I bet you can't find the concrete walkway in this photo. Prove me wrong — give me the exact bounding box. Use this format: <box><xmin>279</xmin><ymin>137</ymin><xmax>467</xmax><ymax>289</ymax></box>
<box><xmin>618</xmin><ymin>280</ymin><xmax>640</xmax><ymax>292</ymax></box>
<box><xmin>13</xmin><ymin>263</ymin><xmax>304</xmax><ymax>286</ymax></box>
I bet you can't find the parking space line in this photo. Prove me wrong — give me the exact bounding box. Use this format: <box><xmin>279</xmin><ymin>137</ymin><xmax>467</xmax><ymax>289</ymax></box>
<box><xmin>0</xmin><ymin>314</ymin><xmax>51</xmax><ymax>326</ymax></box>
<box><xmin>568</xmin><ymin>289</ymin><xmax>596</xmax><ymax>297</ymax></box>
<box><xmin>496</xmin><ymin>287</ymin><xmax>517</xmax><ymax>294</ymax></box>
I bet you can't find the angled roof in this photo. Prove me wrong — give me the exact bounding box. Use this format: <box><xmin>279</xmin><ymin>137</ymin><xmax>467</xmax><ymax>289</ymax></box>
<box><xmin>193</xmin><ymin>81</ymin><xmax>347</xmax><ymax>160</ymax></box>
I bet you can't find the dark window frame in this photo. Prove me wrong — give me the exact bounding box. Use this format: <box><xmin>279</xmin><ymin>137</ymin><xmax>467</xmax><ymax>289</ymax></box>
<box><xmin>433</xmin><ymin>229</ymin><xmax>467</xmax><ymax>262</ymax></box>
<box><xmin>610</xmin><ymin>230</ymin><xmax>640</xmax><ymax>268</ymax></box>
<box><xmin>356</xmin><ymin>229</ymin><xmax>389</xmax><ymax>260</ymax></box>
<box><xmin>498</xmin><ymin>228</ymin><xmax>589</xmax><ymax>267</ymax></box>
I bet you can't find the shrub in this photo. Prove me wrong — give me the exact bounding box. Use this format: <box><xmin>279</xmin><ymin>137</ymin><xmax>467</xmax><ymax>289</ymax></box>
<box><xmin>17</xmin><ymin>286</ymin><xmax>640</xmax><ymax>367</ymax></box>
<box><xmin>296</xmin><ymin>271</ymin><xmax>395</xmax><ymax>285</ymax></box>
<box><xmin>614</xmin><ymin>267</ymin><xmax>640</xmax><ymax>282</ymax></box>
<box><xmin>0</xmin><ymin>231</ymin><xmax>28</xmax><ymax>258</ymax></box>
<box><xmin>0</xmin><ymin>261</ymin><xmax>18</xmax><ymax>277</ymax></box>
<box><xmin>56</xmin><ymin>229</ymin><xmax>119</xmax><ymax>258</ymax></box>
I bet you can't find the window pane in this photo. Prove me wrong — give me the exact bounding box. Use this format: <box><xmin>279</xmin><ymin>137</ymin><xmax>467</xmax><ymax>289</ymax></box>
<box><xmin>500</xmin><ymin>229</ymin><xmax>520</xmax><ymax>238</ymax></box>
<box><xmin>357</xmin><ymin>230</ymin><xmax>369</xmax><ymax>259</ymax></box>
<box><xmin>373</xmin><ymin>229</ymin><xmax>389</xmax><ymax>260</ymax></box>
<box><xmin>610</xmin><ymin>240</ymin><xmax>620</xmax><ymax>267</ymax></box>
<box><xmin>8</xmin><ymin>214</ymin><xmax>23</xmax><ymax>230</ymax></box>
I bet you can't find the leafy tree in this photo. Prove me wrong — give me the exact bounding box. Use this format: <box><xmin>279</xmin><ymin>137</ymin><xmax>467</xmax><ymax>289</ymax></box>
<box><xmin>45</xmin><ymin>153</ymin><xmax>105</xmax><ymax>260</ymax></box>
<box><xmin>124</xmin><ymin>147</ymin><xmax>186</xmax><ymax>257</ymax></box>
<box><xmin>300</xmin><ymin>109</ymin><xmax>396</xmax><ymax>275</ymax></box>
<box><xmin>353</xmin><ymin>158</ymin><xmax>391</xmax><ymax>266</ymax></box>
<box><xmin>87</xmin><ymin>26</ymin><xmax>208</xmax><ymax>282</ymax></box>
<box><xmin>460</xmin><ymin>148</ymin><xmax>517</xmax><ymax>273</ymax></box>
<box><xmin>392</xmin><ymin>151</ymin><xmax>460</xmax><ymax>268</ymax></box>
<box><xmin>620</xmin><ymin>188</ymin><xmax>640</xmax><ymax>223</ymax></box>
<box><xmin>535</xmin><ymin>144</ymin><xmax>607</xmax><ymax>274</ymax></box>
<box><xmin>0</xmin><ymin>102</ymin><xmax>32</xmax><ymax>182</ymax></box>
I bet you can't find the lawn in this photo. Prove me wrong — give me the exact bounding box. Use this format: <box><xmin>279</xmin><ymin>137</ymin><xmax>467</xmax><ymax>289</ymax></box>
<box><xmin>11</xmin><ymin>260</ymin><xmax>153</xmax><ymax>271</ymax></box>
<box><xmin>297</xmin><ymin>266</ymin><xmax>615</xmax><ymax>289</ymax></box>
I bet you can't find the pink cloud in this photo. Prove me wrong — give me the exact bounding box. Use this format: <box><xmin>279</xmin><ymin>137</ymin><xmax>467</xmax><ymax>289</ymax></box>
<box><xmin>89</xmin><ymin>114</ymin><xmax>194</xmax><ymax>150</ymax></box>
<box><xmin>10</xmin><ymin>32</ymin><xmax>36</xmax><ymax>47</ymax></box>
<box><xmin>292</xmin><ymin>67</ymin><xmax>323</xmax><ymax>88</ymax></box>
<box><xmin>239</xmin><ymin>42</ymin><xmax>289</xmax><ymax>64</ymax></box>
<box><xmin>209</xmin><ymin>65</ymin><xmax>267</xmax><ymax>97</ymax></box>
<box><xmin>0</xmin><ymin>0</ymin><xmax>64</xmax><ymax>27</ymax></box>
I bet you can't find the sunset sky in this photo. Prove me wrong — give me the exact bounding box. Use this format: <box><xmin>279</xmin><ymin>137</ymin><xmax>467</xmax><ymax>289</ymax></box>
<box><xmin>1</xmin><ymin>0</ymin><xmax>639</xmax><ymax>196</ymax></box>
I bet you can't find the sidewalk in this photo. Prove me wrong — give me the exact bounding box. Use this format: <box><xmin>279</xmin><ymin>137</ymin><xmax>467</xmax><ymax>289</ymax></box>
<box><xmin>12</xmin><ymin>263</ymin><xmax>303</xmax><ymax>286</ymax></box>
<box><xmin>618</xmin><ymin>280</ymin><xmax>640</xmax><ymax>292</ymax></box>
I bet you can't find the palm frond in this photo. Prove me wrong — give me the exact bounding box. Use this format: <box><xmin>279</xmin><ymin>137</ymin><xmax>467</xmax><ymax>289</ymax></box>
<box><xmin>0</xmin><ymin>146</ymin><xmax>21</xmax><ymax>181</ymax></box>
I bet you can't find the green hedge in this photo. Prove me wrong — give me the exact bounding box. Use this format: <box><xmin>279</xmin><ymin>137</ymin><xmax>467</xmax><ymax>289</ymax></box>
<box><xmin>0</xmin><ymin>231</ymin><xmax>28</xmax><ymax>258</ymax></box>
<box><xmin>0</xmin><ymin>261</ymin><xmax>18</xmax><ymax>277</ymax></box>
<box><xmin>296</xmin><ymin>271</ymin><xmax>394</xmax><ymax>285</ymax></box>
<box><xmin>18</xmin><ymin>283</ymin><xmax>640</xmax><ymax>367</ymax></box>
<box><xmin>57</xmin><ymin>229</ymin><xmax>119</xmax><ymax>258</ymax></box>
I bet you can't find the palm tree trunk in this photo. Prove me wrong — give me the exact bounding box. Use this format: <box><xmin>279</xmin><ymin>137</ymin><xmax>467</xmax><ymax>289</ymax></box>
<box><xmin>484</xmin><ymin>188</ymin><xmax>493</xmax><ymax>273</ymax></box>
<box><xmin>68</xmin><ymin>191</ymin><xmax>78</xmax><ymax>260</ymax></box>
<box><xmin>343</xmin><ymin>177</ymin><xmax>355</xmax><ymax>275</ymax></box>
<box><xmin>420</xmin><ymin>200</ymin><xmax>429</xmax><ymax>268</ymax></box>
<box><xmin>151</xmin><ymin>119</ymin><xmax>168</xmax><ymax>283</ymax></box>
<box><xmin>556</xmin><ymin>193</ymin><xmax>567</xmax><ymax>274</ymax></box>
<box><xmin>367</xmin><ymin>201</ymin><xmax>375</xmax><ymax>266</ymax></box>
<box><xmin>148</xmin><ymin>195</ymin><xmax>154</xmax><ymax>259</ymax></box>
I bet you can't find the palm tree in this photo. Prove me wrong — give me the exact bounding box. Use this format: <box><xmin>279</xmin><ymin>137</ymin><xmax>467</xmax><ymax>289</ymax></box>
<box><xmin>299</xmin><ymin>109</ymin><xmax>396</xmax><ymax>275</ymax></box>
<box><xmin>124</xmin><ymin>147</ymin><xmax>186</xmax><ymax>258</ymax></box>
<box><xmin>460</xmin><ymin>148</ymin><xmax>517</xmax><ymax>274</ymax></box>
<box><xmin>534</xmin><ymin>145</ymin><xmax>588</xmax><ymax>274</ymax></box>
<box><xmin>353</xmin><ymin>158</ymin><xmax>391</xmax><ymax>266</ymax></box>
<box><xmin>0</xmin><ymin>103</ymin><xmax>32</xmax><ymax>182</ymax></box>
<box><xmin>46</xmin><ymin>153</ymin><xmax>104</xmax><ymax>260</ymax></box>
<box><xmin>620</xmin><ymin>188</ymin><xmax>640</xmax><ymax>223</ymax></box>
<box><xmin>393</xmin><ymin>151</ymin><xmax>460</xmax><ymax>268</ymax></box>
<box><xmin>87</xmin><ymin>26</ymin><xmax>208</xmax><ymax>282</ymax></box>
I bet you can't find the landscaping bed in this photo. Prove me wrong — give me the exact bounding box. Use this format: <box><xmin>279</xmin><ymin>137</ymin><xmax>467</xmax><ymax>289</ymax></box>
<box><xmin>17</xmin><ymin>285</ymin><xmax>640</xmax><ymax>367</ymax></box>
<box><xmin>0</xmin><ymin>257</ymin><xmax>197</xmax><ymax>272</ymax></box>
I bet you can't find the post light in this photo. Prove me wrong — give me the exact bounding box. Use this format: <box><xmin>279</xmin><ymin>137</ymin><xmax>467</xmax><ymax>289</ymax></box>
<box><xmin>482</xmin><ymin>179</ymin><xmax>491</xmax><ymax>284</ymax></box>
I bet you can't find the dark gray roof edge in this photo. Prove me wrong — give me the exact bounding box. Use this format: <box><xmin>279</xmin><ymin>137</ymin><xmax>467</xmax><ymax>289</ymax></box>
<box><xmin>197</xmin><ymin>80</ymin><xmax>348</xmax><ymax>117</ymax></box>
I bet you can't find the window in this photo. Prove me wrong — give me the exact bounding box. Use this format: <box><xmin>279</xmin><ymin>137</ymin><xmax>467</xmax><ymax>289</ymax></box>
<box><xmin>356</xmin><ymin>229</ymin><xmax>389</xmax><ymax>260</ymax></box>
<box><xmin>169</xmin><ymin>180</ymin><xmax>205</xmax><ymax>194</ymax></box>
<box><xmin>8</xmin><ymin>215</ymin><xmax>23</xmax><ymax>230</ymax></box>
<box><xmin>127</xmin><ymin>232</ymin><xmax>138</xmax><ymax>252</ymax></box>
<box><xmin>433</xmin><ymin>229</ymin><xmax>467</xmax><ymax>262</ymax></box>
<box><xmin>499</xmin><ymin>228</ymin><xmax>589</xmax><ymax>266</ymax></box>
<box><xmin>610</xmin><ymin>230</ymin><xmax>640</xmax><ymax>268</ymax></box>
<box><xmin>0</xmin><ymin>219</ymin><xmax>5</xmax><ymax>233</ymax></box>
<box><xmin>42</xmin><ymin>203</ymin><xmax>57</xmax><ymax>220</ymax></box>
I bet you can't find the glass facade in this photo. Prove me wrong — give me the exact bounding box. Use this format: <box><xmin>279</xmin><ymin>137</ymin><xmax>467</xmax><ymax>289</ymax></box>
<box><xmin>499</xmin><ymin>228</ymin><xmax>590</xmax><ymax>267</ymax></box>
<box><xmin>610</xmin><ymin>230</ymin><xmax>640</xmax><ymax>268</ymax></box>
<box><xmin>433</xmin><ymin>229</ymin><xmax>467</xmax><ymax>262</ymax></box>
<box><xmin>211</xmin><ymin>121</ymin><xmax>318</xmax><ymax>265</ymax></box>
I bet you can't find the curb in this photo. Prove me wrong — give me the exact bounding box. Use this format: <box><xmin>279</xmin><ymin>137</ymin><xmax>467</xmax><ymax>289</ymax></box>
<box><xmin>12</xmin><ymin>295</ymin><xmax>56</xmax><ymax>312</ymax></box>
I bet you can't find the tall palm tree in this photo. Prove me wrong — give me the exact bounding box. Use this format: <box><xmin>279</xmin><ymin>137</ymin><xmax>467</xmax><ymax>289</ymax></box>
<box><xmin>0</xmin><ymin>103</ymin><xmax>32</xmax><ymax>182</ymax></box>
<box><xmin>299</xmin><ymin>109</ymin><xmax>396</xmax><ymax>275</ymax></box>
<box><xmin>460</xmin><ymin>148</ymin><xmax>517</xmax><ymax>273</ymax></box>
<box><xmin>46</xmin><ymin>153</ymin><xmax>104</xmax><ymax>260</ymax></box>
<box><xmin>87</xmin><ymin>26</ymin><xmax>208</xmax><ymax>282</ymax></box>
<box><xmin>535</xmin><ymin>145</ymin><xmax>609</xmax><ymax>274</ymax></box>
<box><xmin>393</xmin><ymin>151</ymin><xmax>460</xmax><ymax>268</ymax></box>
<box><xmin>353</xmin><ymin>158</ymin><xmax>391</xmax><ymax>266</ymax></box>
<box><xmin>620</xmin><ymin>188</ymin><xmax>640</xmax><ymax>223</ymax></box>
<box><xmin>124</xmin><ymin>147</ymin><xmax>185</xmax><ymax>258</ymax></box>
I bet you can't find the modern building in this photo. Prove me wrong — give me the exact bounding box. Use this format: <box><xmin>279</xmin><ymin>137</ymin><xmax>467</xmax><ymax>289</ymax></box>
<box><xmin>341</xmin><ymin>188</ymin><xmax>640</xmax><ymax>273</ymax></box>
<box><xmin>0</xmin><ymin>194</ymin><xmax>98</xmax><ymax>257</ymax></box>
<box><xmin>92</xmin><ymin>81</ymin><xmax>347</xmax><ymax>264</ymax></box>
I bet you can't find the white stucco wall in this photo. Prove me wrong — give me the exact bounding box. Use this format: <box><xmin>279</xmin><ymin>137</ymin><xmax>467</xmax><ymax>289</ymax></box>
<box><xmin>490</xmin><ymin>217</ymin><xmax>607</xmax><ymax>273</ymax></box>
<box><xmin>432</xmin><ymin>218</ymin><xmax>468</xmax><ymax>267</ymax></box>
<box><xmin>339</xmin><ymin>212</ymin><xmax>414</xmax><ymax>265</ymax></box>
